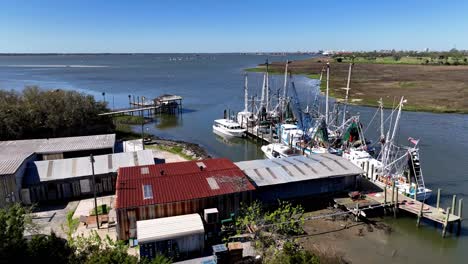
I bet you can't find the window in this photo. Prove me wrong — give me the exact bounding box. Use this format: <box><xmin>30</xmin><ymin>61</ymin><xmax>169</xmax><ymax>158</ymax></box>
<box><xmin>142</xmin><ymin>184</ymin><xmax>153</xmax><ymax>199</ymax></box>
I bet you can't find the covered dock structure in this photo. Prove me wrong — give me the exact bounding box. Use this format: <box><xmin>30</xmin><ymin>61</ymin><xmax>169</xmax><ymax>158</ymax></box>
<box><xmin>235</xmin><ymin>154</ymin><xmax>363</xmax><ymax>204</ymax></box>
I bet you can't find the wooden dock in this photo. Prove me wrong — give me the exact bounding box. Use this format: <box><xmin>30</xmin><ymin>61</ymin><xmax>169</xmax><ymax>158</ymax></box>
<box><xmin>335</xmin><ymin>187</ymin><xmax>463</xmax><ymax>237</ymax></box>
<box><xmin>99</xmin><ymin>94</ymin><xmax>182</xmax><ymax>117</ymax></box>
<box><xmin>243</xmin><ymin>126</ymin><xmax>276</xmax><ymax>144</ymax></box>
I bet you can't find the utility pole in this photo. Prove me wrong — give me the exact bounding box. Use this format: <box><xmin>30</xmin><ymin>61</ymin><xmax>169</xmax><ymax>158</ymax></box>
<box><xmin>90</xmin><ymin>154</ymin><xmax>99</xmax><ymax>229</ymax></box>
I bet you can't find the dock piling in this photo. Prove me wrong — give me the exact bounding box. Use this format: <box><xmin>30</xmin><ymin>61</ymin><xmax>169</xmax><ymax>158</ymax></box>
<box><xmin>394</xmin><ymin>187</ymin><xmax>399</xmax><ymax>218</ymax></box>
<box><xmin>458</xmin><ymin>198</ymin><xmax>463</xmax><ymax>219</ymax></box>
<box><xmin>442</xmin><ymin>207</ymin><xmax>451</xmax><ymax>237</ymax></box>
<box><xmin>417</xmin><ymin>200</ymin><xmax>425</xmax><ymax>227</ymax></box>
<box><xmin>436</xmin><ymin>188</ymin><xmax>441</xmax><ymax>209</ymax></box>
<box><xmin>452</xmin><ymin>195</ymin><xmax>457</xmax><ymax>215</ymax></box>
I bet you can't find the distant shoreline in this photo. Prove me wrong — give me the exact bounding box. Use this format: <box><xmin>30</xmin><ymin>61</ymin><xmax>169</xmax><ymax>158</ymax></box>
<box><xmin>0</xmin><ymin>52</ymin><xmax>320</xmax><ymax>56</ymax></box>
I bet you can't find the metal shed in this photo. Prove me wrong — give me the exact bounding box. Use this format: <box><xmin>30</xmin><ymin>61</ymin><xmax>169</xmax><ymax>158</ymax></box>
<box><xmin>235</xmin><ymin>154</ymin><xmax>363</xmax><ymax>203</ymax></box>
<box><xmin>137</xmin><ymin>213</ymin><xmax>205</xmax><ymax>261</ymax></box>
<box><xmin>23</xmin><ymin>150</ymin><xmax>154</xmax><ymax>203</ymax></box>
<box><xmin>0</xmin><ymin>134</ymin><xmax>116</xmax><ymax>207</ymax></box>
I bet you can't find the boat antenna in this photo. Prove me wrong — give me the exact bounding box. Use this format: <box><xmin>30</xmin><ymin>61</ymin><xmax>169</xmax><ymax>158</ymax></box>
<box><xmin>378</xmin><ymin>98</ymin><xmax>385</xmax><ymax>142</ymax></box>
<box><xmin>282</xmin><ymin>60</ymin><xmax>289</xmax><ymax>115</ymax></box>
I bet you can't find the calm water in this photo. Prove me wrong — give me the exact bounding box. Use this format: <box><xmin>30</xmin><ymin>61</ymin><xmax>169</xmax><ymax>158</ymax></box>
<box><xmin>1</xmin><ymin>54</ymin><xmax>467</xmax><ymax>263</ymax></box>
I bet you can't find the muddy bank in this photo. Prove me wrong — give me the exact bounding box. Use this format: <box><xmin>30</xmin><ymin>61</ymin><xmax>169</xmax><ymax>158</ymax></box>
<box><xmin>298</xmin><ymin>208</ymin><xmax>395</xmax><ymax>264</ymax></box>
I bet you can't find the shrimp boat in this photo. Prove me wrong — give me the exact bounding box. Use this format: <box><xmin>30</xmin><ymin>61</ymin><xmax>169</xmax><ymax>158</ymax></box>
<box><xmin>212</xmin><ymin>119</ymin><xmax>246</xmax><ymax>138</ymax></box>
<box><xmin>261</xmin><ymin>143</ymin><xmax>300</xmax><ymax>159</ymax></box>
<box><xmin>342</xmin><ymin>97</ymin><xmax>432</xmax><ymax>201</ymax></box>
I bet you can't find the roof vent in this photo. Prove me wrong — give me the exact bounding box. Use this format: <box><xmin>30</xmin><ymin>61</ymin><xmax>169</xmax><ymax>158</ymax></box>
<box><xmin>196</xmin><ymin>162</ymin><xmax>206</xmax><ymax>170</ymax></box>
<box><xmin>140</xmin><ymin>167</ymin><xmax>149</xmax><ymax>175</ymax></box>
<box><xmin>160</xmin><ymin>170</ymin><xmax>165</xmax><ymax>176</ymax></box>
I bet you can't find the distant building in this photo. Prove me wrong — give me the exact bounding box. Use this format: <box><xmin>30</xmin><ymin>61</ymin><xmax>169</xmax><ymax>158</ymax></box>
<box><xmin>235</xmin><ymin>154</ymin><xmax>363</xmax><ymax>204</ymax></box>
<box><xmin>23</xmin><ymin>150</ymin><xmax>155</xmax><ymax>204</ymax></box>
<box><xmin>114</xmin><ymin>158</ymin><xmax>255</xmax><ymax>240</ymax></box>
<box><xmin>0</xmin><ymin>134</ymin><xmax>116</xmax><ymax>207</ymax></box>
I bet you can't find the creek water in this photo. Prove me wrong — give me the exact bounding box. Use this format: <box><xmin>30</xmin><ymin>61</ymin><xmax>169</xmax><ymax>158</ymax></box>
<box><xmin>1</xmin><ymin>54</ymin><xmax>466</xmax><ymax>263</ymax></box>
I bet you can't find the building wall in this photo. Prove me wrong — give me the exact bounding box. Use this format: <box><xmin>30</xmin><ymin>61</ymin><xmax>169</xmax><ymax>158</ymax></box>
<box><xmin>116</xmin><ymin>191</ymin><xmax>252</xmax><ymax>240</ymax></box>
<box><xmin>139</xmin><ymin>233</ymin><xmax>204</xmax><ymax>261</ymax></box>
<box><xmin>26</xmin><ymin>173</ymin><xmax>116</xmax><ymax>203</ymax></box>
<box><xmin>0</xmin><ymin>174</ymin><xmax>18</xmax><ymax>208</ymax></box>
<box><xmin>255</xmin><ymin>175</ymin><xmax>357</xmax><ymax>204</ymax></box>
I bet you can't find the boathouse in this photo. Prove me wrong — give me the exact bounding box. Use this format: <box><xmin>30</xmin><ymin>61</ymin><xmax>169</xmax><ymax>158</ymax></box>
<box><xmin>114</xmin><ymin>158</ymin><xmax>255</xmax><ymax>240</ymax></box>
<box><xmin>235</xmin><ymin>154</ymin><xmax>363</xmax><ymax>204</ymax></box>
<box><xmin>0</xmin><ymin>134</ymin><xmax>116</xmax><ymax>208</ymax></box>
<box><xmin>23</xmin><ymin>150</ymin><xmax>154</xmax><ymax>203</ymax></box>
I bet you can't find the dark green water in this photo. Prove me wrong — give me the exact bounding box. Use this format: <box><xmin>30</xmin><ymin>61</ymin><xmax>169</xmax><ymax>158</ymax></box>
<box><xmin>1</xmin><ymin>54</ymin><xmax>466</xmax><ymax>263</ymax></box>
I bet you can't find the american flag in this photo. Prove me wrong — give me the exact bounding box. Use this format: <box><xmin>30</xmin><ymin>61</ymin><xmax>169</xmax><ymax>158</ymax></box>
<box><xmin>408</xmin><ymin>137</ymin><xmax>419</xmax><ymax>145</ymax></box>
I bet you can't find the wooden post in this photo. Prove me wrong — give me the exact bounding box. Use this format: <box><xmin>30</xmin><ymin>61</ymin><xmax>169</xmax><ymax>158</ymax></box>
<box><xmin>394</xmin><ymin>187</ymin><xmax>399</xmax><ymax>218</ymax></box>
<box><xmin>452</xmin><ymin>195</ymin><xmax>457</xmax><ymax>215</ymax></box>
<box><xmin>414</xmin><ymin>189</ymin><xmax>417</xmax><ymax>201</ymax></box>
<box><xmin>416</xmin><ymin>200</ymin><xmax>425</xmax><ymax>227</ymax></box>
<box><xmin>383</xmin><ymin>185</ymin><xmax>387</xmax><ymax>215</ymax></box>
<box><xmin>391</xmin><ymin>182</ymin><xmax>395</xmax><ymax>209</ymax></box>
<box><xmin>458</xmin><ymin>198</ymin><xmax>463</xmax><ymax>219</ymax></box>
<box><xmin>355</xmin><ymin>203</ymin><xmax>359</xmax><ymax>222</ymax></box>
<box><xmin>436</xmin><ymin>188</ymin><xmax>441</xmax><ymax>209</ymax></box>
<box><xmin>442</xmin><ymin>207</ymin><xmax>451</xmax><ymax>238</ymax></box>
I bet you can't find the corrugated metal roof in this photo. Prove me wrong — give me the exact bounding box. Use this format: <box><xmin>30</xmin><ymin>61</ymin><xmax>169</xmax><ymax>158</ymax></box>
<box><xmin>33</xmin><ymin>150</ymin><xmax>154</xmax><ymax>182</ymax></box>
<box><xmin>136</xmin><ymin>213</ymin><xmax>204</xmax><ymax>243</ymax></box>
<box><xmin>0</xmin><ymin>134</ymin><xmax>115</xmax><ymax>175</ymax></box>
<box><xmin>235</xmin><ymin>154</ymin><xmax>363</xmax><ymax>187</ymax></box>
<box><xmin>115</xmin><ymin>158</ymin><xmax>255</xmax><ymax>209</ymax></box>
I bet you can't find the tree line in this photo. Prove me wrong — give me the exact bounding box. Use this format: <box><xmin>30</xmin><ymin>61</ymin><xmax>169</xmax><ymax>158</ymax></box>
<box><xmin>0</xmin><ymin>86</ymin><xmax>114</xmax><ymax>140</ymax></box>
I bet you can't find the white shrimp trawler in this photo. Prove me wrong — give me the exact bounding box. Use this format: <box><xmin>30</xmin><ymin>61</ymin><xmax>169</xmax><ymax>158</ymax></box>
<box><xmin>212</xmin><ymin>119</ymin><xmax>246</xmax><ymax>138</ymax></box>
<box><xmin>342</xmin><ymin>97</ymin><xmax>432</xmax><ymax>201</ymax></box>
<box><xmin>261</xmin><ymin>143</ymin><xmax>300</xmax><ymax>159</ymax></box>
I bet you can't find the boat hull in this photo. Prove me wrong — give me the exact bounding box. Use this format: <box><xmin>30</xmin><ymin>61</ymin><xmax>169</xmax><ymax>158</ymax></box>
<box><xmin>212</xmin><ymin>125</ymin><xmax>245</xmax><ymax>138</ymax></box>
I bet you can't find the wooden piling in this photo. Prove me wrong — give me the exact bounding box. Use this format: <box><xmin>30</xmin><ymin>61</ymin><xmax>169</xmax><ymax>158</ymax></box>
<box><xmin>394</xmin><ymin>187</ymin><xmax>399</xmax><ymax>218</ymax></box>
<box><xmin>436</xmin><ymin>188</ymin><xmax>441</xmax><ymax>209</ymax></box>
<box><xmin>417</xmin><ymin>200</ymin><xmax>425</xmax><ymax>227</ymax></box>
<box><xmin>458</xmin><ymin>198</ymin><xmax>463</xmax><ymax>219</ymax></box>
<box><xmin>391</xmin><ymin>183</ymin><xmax>395</xmax><ymax>210</ymax></box>
<box><xmin>442</xmin><ymin>207</ymin><xmax>451</xmax><ymax>237</ymax></box>
<box><xmin>452</xmin><ymin>195</ymin><xmax>457</xmax><ymax>215</ymax></box>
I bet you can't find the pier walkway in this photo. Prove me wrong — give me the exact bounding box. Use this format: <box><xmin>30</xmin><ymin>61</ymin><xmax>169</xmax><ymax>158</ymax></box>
<box><xmin>335</xmin><ymin>187</ymin><xmax>463</xmax><ymax>237</ymax></box>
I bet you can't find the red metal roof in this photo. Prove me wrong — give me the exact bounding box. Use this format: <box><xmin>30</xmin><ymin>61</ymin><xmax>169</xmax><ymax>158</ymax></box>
<box><xmin>115</xmin><ymin>158</ymin><xmax>255</xmax><ymax>209</ymax></box>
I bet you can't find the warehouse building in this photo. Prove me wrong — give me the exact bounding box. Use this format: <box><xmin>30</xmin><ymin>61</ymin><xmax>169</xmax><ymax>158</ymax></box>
<box><xmin>115</xmin><ymin>158</ymin><xmax>255</xmax><ymax>240</ymax></box>
<box><xmin>0</xmin><ymin>134</ymin><xmax>116</xmax><ymax>208</ymax></box>
<box><xmin>235</xmin><ymin>154</ymin><xmax>363</xmax><ymax>204</ymax></box>
<box><xmin>23</xmin><ymin>150</ymin><xmax>155</xmax><ymax>203</ymax></box>
<box><xmin>137</xmin><ymin>213</ymin><xmax>205</xmax><ymax>261</ymax></box>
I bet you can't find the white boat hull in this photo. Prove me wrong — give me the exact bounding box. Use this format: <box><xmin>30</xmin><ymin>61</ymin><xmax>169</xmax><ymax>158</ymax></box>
<box><xmin>212</xmin><ymin>125</ymin><xmax>245</xmax><ymax>138</ymax></box>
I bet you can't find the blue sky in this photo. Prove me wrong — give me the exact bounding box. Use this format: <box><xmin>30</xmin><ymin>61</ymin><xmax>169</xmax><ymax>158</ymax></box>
<box><xmin>1</xmin><ymin>0</ymin><xmax>467</xmax><ymax>53</ymax></box>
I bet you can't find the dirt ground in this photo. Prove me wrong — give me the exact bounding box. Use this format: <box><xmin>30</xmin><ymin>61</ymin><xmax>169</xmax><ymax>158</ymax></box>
<box><xmin>260</xmin><ymin>58</ymin><xmax>468</xmax><ymax>113</ymax></box>
<box><xmin>299</xmin><ymin>208</ymin><xmax>395</xmax><ymax>264</ymax></box>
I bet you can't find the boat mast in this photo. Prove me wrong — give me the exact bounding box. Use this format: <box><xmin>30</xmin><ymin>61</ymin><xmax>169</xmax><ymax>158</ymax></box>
<box><xmin>244</xmin><ymin>73</ymin><xmax>248</xmax><ymax>112</ymax></box>
<box><xmin>325</xmin><ymin>62</ymin><xmax>330</xmax><ymax>125</ymax></box>
<box><xmin>379</xmin><ymin>98</ymin><xmax>384</xmax><ymax>141</ymax></box>
<box><xmin>265</xmin><ymin>59</ymin><xmax>270</xmax><ymax>112</ymax></box>
<box><xmin>282</xmin><ymin>60</ymin><xmax>289</xmax><ymax>114</ymax></box>
<box><xmin>342</xmin><ymin>62</ymin><xmax>353</xmax><ymax>125</ymax></box>
<box><xmin>258</xmin><ymin>73</ymin><xmax>266</xmax><ymax>116</ymax></box>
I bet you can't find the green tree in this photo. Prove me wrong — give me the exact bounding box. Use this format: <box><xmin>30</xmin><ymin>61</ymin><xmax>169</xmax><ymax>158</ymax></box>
<box><xmin>0</xmin><ymin>86</ymin><xmax>114</xmax><ymax>140</ymax></box>
<box><xmin>27</xmin><ymin>232</ymin><xmax>74</xmax><ymax>263</ymax></box>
